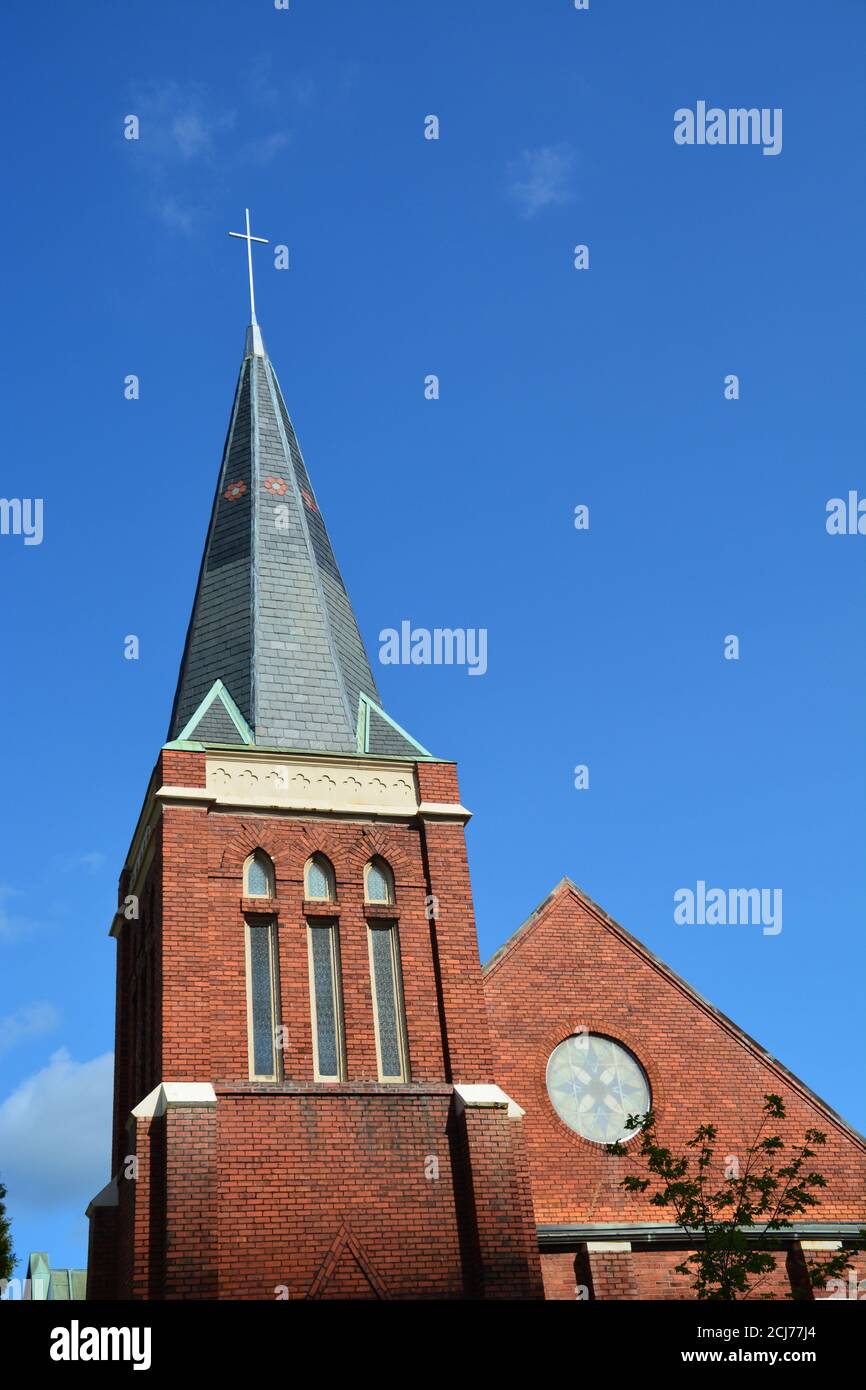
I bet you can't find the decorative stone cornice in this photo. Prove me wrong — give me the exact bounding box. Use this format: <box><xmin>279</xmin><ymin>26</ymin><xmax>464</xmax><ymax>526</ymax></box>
<box><xmin>205</xmin><ymin>752</ymin><xmax>419</xmax><ymax>815</ymax></box>
<box><xmin>154</xmin><ymin>751</ymin><xmax>471</xmax><ymax>823</ymax></box>
<box><xmin>112</xmin><ymin>750</ymin><xmax>471</xmax><ymax>934</ymax></box>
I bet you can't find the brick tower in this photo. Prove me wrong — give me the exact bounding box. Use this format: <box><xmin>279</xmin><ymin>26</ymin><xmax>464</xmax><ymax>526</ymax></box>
<box><xmin>85</xmin><ymin>243</ymin><xmax>542</xmax><ymax>1300</ymax></box>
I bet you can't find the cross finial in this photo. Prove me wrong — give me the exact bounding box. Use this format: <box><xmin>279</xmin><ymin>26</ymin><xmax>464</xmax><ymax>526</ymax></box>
<box><xmin>228</xmin><ymin>208</ymin><xmax>269</xmax><ymax>327</ymax></box>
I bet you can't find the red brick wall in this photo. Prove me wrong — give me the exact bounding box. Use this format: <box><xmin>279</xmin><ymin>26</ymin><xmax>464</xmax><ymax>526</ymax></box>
<box><xmin>583</xmin><ymin>1249</ymin><xmax>637</xmax><ymax>1300</ymax></box>
<box><xmin>98</xmin><ymin>755</ymin><xmax>542</xmax><ymax>1300</ymax></box>
<box><xmin>452</xmin><ymin>1107</ymin><xmax>544</xmax><ymax>1298</ymax></box>
<box><xmin>116</xmin><ymin>876</ymin><xmax>160</xmax><ymax>1167</ymax></box>
<box><xmin>111</xmin><ymin>1086</ymin><xmax>541</xmax><ymax>1299</ymax></box>
<box><xmin>627</xmin><ymin>1249</ymin><xmax>791</xmax><ymax>1301</ymax></box>
<box><xmin>111</xmin><ymin>761</ymin><xmax>496</xmax><ymax>1090</ymax></box>
<box><xmin>215</xmin><ymin>1088</ymin><xmax>463</xmax><ymax>1299</ymax></box>
<box><xmin>158</xmin><ymin>748</ymin><xmax>207</xmax><ymax>788</ymax></box>
<box><xmin>483</xmin><ymin>883</ymin><xmax>866</xmax><ymax>1233</ymax></box>
<box><xmin>418</xmin><ymin>818</ymin><xmax>493</xmax><ymax>1083</ymax></box>
<box><xmin>416</xmin><ymin>761</ymin><xmax>460</xmax><ymax>803</ymax></box>
<box><xmin>540</xmin><ymin>1252</ymin><xmax>585</xmax><ymax>1300</ymax></box>
<box><xmin>627</xmin><ymin>1250</ymin><xmax>694</xmax><ymax>1300</ymax></box>
<box><xmin>129</xmin><ymin>1115</ymin><xmax>158</xmax><ymax>1300</ymax></box>
<box><xmin>85</xmin><ymin>1204</ymin><xmax>118</xmax><ymax>1301</ymax></box>
<box><xmin>164</xmin><ymin>1104</ymin><xmax>218</xmax><ymax>1299</ymax></box>
<box><xmin>804</xmin><ymin>1248</ymin><xmax>864</xmax><ymax>1301</ymax></box>
<box><xmin>541</xmin><ymin>1247</ymin><xmax>805</xmax><ymax>1301</ymax></box>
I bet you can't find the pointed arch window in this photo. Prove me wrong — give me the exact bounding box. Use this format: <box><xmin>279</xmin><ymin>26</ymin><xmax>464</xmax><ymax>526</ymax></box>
<box><xmin>243</xmin><ymin>850</ymin><xmax>279</xmax><ymax>1081</ymax></box>
<box><xmin>367</xmin><ymin>922</ymin><xmax>409</xmax><ymax>1082</ymax></box>
<box><xmin>307</xmin><ymin>921</ymin><xmax>345</xmax><ymax>1081</ymax></box>
<box><xmin>364</xmin><ymin>857</ymin><xmax>394</xmax><ymax>907</ymax></box>
<box><xmin>245</xmin><ymin>850</ymin><xmax>275</xmax><ymax>899</ymax></box>
<box><xmin>305</xmin><ymin>854</ymin><xmax>336</xmax><ymax>903</ymax></box>
<box><xmin>245</xmin><ymin>916</ymin><xmax>280</xmax><ymax>1081</ymax></box>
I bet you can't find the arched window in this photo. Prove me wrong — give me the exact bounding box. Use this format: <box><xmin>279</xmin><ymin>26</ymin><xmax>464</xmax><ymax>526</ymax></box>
<box><xmin>307</xmin><ymin>921</ymin><xmax>345</xmax><ymax>1082</ymax></box>
<box><xmin>245</xmin><ymin>850</ymin><xmax>275</xmax><ymax>898</ymax></box>
<box><xmin>243</xmin><ymin>850</ymin><xmax>279</xmax><ymax>1080</ymax></box>
<box><xmin>364</xmin><ymin>857</ymin><xmax>394</xmax><ymax>906</ymax></box>
<box><xmin>367</xmin><ymin>922</ymin><xmax>409</xmax><ymax>1082</ymax></box>
<box><xmin>245</xmin><ymin>915</ymin><xmax>280</xmax><ymax>1081</ymax></box>
<box><xmin>305</xmin><ymin>854</ymin><xmax>336</xmax><ymax>903</ymax></box>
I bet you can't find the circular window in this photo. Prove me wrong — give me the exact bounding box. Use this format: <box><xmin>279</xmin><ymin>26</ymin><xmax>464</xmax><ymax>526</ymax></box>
<box><xmin>546</xmin><ymin>1033</ymin><xmax>650</xmax><ymax>1144</ymax></box>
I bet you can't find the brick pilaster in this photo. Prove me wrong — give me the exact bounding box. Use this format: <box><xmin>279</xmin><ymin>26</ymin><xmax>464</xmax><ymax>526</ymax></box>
<box><xmin>451</xmin><ymin>1094</ymin><xmax>543</xmax><ymax>1299</ymax></box>
<box><xmin>163</xmin><ymin>1103</ymin><xmax>219</xmax><ymax>1299</ymax></box>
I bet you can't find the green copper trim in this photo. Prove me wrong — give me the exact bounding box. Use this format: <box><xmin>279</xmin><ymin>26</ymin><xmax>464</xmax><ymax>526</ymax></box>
<box><xmin>356</xmin><ymin>699</ymin><xmax>367</xmax><ymax>753</ymax></box>
<box><xmin>357</xmin><ymin>693</ymin><xmax>433</xmax><ymax>759</ymax></box>
<box><xmin>175</xmin><ymin>679</ymin><xmax>255</xmax><ymax>747</ymax></box>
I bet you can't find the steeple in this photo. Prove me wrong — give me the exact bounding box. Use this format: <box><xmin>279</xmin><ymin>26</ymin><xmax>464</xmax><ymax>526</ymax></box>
<box><xmin>167</xmin><ymin>214</ymin><xmax>427</xmax><ymax>759</ymax></box>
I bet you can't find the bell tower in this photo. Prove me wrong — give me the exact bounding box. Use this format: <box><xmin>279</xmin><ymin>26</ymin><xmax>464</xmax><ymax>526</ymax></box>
<box><xmin>85</xmin><ymin>215</ymin><xmax>542</xmax><ymax>1300</ymax></box>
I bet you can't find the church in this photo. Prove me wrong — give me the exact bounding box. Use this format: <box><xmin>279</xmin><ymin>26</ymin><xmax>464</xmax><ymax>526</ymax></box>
<box><xmin>85</xmin><ymin>224</ymin><xmax>865</xmax><ymax>1300</ymax></box>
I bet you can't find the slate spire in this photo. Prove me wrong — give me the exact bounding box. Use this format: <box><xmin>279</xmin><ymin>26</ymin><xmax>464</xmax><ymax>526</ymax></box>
<box><xmin>167</xmin><ymin>320</ymin><xmax>427</xmax><ymax>759</ymax></box>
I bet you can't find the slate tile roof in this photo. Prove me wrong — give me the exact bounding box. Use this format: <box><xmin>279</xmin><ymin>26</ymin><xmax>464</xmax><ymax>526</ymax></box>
<box><xmin>167</xmin><ymin>327</ymin><xmax>427</xmax><ymax>759</ymax></box>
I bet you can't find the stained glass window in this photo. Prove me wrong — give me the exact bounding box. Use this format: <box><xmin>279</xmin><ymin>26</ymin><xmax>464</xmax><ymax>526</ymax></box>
<box><xmin>248</xmin><ymin>922</ymin><xmax>277</xmax><ymax>1079</ymax></box>
<box><xmin>305</xmin><ymin>854</ymin><xmax>335</xmax><ymax>902</ymax></box>
<box><xmin>246</xmin><ymin>850</ymin><xmax>274</xmax><ymax>898</ymax></box>
<box><xmin>368</xmin><ymin>923</ymin><xmax>408</xmax><ymax>1080</ymax></box>
<box><xmin>545</xmin><ymin>1034</ymin><xmax>650</xmax><ymax>1144</ymax></box>
<box><xmin>365</xmin><ymin>858</ymin><xmax>393</xmax><ymax>905</ymax></box>
<box><xmin>308</xmin><ymin>923</ymin><xmax>343</xmax><ymax>1080</ymax></box>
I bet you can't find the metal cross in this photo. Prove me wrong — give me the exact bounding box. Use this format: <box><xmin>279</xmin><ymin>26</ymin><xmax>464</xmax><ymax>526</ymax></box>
<box><xmin>228</xmin><ymin>208</ymin><xmax>269</xmax><ymax>325</ymax></box>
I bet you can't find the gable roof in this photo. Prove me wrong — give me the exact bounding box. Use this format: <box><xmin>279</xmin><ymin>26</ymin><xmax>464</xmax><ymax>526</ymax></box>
<box><xmin>24</xmin><ymin>1252</ymin><xmax>87</xmax><ymax>1300</ymax></box>
<box><xmin>167</xmin><ymin>323</ymin><xmax>427</xmax><ymax>759</ymax></box>
<box><xmin>484</xmin><ymin>876</ymin><xmax>866</xmax><ymax>1152</ymax></box>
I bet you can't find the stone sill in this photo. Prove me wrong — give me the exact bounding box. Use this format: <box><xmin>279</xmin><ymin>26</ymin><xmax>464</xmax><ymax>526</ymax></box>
<box><xmin>303</xmin><ymin>899</ymin><xmax>341</xmax><ymax>918</ymax></box>
<box><xmin>240</xmin><ymin>897</ymin><xmax>282</xmax><ymax>916</ymax></box>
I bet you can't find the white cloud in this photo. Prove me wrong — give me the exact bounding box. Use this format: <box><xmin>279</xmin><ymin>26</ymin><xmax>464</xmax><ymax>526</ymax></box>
<box><xmin>52</xmin><ymin>851</ymin><xmax>106</xmax><ymax>875</ymax></box>
<box><xmin>0</xmin><ymin>1004</ymin><xmax>60</xmax><ymax>1057</ymax></box>
<box><xmin>290</xmin><ymin>75</ymin><xmax>316</xmax><ymax>107</ymax></box>
<box><xmin>0</xmin><ymin>887</ymin><xmax>39</xmax><ymax>944</ymax></box>
<box><xmin>507</xmin><ymin>145</ymin><xmax>576</xmax><ymax>218</ymax></box>
<box><xmin>244</xmin><ymin>54</ymin><xmax>316</xmax><ymax>112</ymax></box>
<box><xmin>0</xmin><ymin>1049</ymin><xmax>113</xmax><ymax>1208</ymax></box>
<box><xmin>131</xmin><ymin>79</ymin><xmax>236</xmax><ymax>167</ymax></box>
<box><xmin>79</xmin><ymin>852</ymin><xmax>106</xmax><ymax>872</ymax></box>
<box><xmin>241</xmin><ymin>130</ymin><xmax>292</xmax><ymax>166</ymax></box>
<box><xmin>125</xmin><ymin>79</ymin><xmax>237</xmax><ymax>235</ymax></box>
<box><xmin>157</xmin><ymin>197</ymin><xmax>196</xmax><ymax>234</ymax></box>
<box><xmin>172</xmin><ymin>110</ymin><xmax>219</xmax><ymax>160</ymax></box>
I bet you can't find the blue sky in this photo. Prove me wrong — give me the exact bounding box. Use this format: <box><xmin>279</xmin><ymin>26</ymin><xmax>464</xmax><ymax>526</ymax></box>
<box><xmin>1</xmin><ymin>0</ymin><xmax>864</xmax><ymax>1275</ymax></box>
